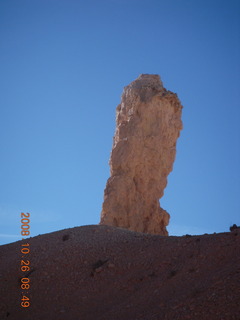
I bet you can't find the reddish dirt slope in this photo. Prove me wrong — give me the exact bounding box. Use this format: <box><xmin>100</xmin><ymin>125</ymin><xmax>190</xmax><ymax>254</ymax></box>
<box><xmin>0</xmin><ymin>225</ymin><xmax>240</xmax><ymax>320</ymax></box>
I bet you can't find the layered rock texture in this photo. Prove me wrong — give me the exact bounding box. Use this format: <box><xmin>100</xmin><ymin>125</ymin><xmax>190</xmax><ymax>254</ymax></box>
<box><xmin>100</xmin><ymin>74</ymin><xmax>183</xmax><ymax>235</ymax></box>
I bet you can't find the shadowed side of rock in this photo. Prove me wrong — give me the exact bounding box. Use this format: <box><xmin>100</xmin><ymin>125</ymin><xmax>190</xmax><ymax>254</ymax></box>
<box><xmin>100</xmin><ymin>74</ymin><xmax>183</xmax><ymax>235</ymax></box>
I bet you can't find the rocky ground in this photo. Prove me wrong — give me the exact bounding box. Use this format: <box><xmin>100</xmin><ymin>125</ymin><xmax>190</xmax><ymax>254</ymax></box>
<box><xmin>0</xmin><ymin>224</ymin><xmax>240</xmax><ymax>320</ymax></box>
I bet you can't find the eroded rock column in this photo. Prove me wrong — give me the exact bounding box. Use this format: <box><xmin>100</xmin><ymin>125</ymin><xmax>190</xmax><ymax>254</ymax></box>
<box><xmin>100</xmin><ymin>74</ymin><xmax>183</xmax><ymax>235</ymax></box>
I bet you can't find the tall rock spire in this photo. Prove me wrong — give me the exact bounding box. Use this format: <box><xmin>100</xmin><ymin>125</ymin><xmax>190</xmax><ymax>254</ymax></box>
<box><xmin>100</xmin><ymin>74</ymin><xmax>183</xmax><ymax>235</ymax></box>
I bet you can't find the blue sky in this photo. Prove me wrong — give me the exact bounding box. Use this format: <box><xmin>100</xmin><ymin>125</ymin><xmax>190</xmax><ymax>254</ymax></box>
<box><xmin>0</xmin><ymin>0</ymin><xmax>239</xmax><ymax>245</ymax></box>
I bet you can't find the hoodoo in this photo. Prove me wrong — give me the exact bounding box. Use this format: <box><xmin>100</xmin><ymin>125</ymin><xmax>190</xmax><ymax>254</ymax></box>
<box><xmin>100</xmin><ymin>74</ymin><xmax>183</xmax><ymax>235</ymax></box>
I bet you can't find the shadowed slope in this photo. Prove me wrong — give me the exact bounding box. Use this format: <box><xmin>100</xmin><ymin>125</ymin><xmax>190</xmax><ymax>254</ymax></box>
<box><xmin>0</xmin><ymin>225</ymin><xmax>240</xmax><ymax>320</ymax></box>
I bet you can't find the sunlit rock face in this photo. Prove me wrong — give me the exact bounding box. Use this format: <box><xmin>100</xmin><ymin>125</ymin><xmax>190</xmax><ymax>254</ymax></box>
<box><xmin>100</xmin><ymin>74</ymin><xmax>183</xmax><ymax>235</ymax></box>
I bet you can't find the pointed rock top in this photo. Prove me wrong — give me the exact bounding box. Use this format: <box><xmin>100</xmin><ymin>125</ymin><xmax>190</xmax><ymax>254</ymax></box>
<box><xmin>126</xmin><ymin>74</ymin><xmax>163</xmax><ymax>90</ymax></box>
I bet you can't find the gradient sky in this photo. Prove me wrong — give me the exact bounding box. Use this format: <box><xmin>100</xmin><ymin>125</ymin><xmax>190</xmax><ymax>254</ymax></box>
<box><xmin>0</xmin><ymin>0</ymin><xmax>240</xmax><ymax>245</ymax></box>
